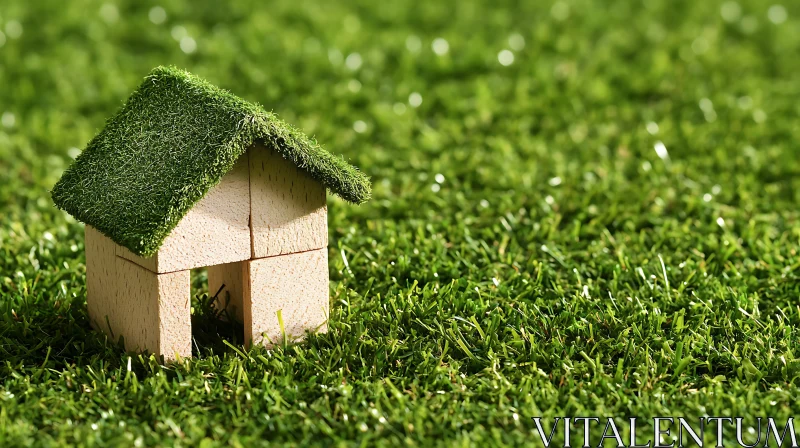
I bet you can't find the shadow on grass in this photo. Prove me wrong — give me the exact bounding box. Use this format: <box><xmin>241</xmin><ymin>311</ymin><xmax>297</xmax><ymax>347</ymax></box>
<box><xmin>0</xmin><ymin>285</ymin><xmax>249</xmax><ymax>379</ymax></box>
<box><xmin>190</xmin><ymin>287</ymin><xmax>245</xmax><ymax>357</ymax></box>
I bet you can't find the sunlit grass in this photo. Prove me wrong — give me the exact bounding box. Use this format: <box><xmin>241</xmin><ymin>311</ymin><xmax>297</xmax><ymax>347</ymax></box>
<box><xmin>1</xmin><ymin>0</ymin><xmax>799</xmax><ymax>445</ymax></box>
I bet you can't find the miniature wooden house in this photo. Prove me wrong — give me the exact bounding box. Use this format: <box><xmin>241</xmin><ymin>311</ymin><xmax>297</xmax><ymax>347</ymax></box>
<box><xmin>51</xmin><ymin>67</ymin><xmax>370</xmax><ymax>361</ymax></box>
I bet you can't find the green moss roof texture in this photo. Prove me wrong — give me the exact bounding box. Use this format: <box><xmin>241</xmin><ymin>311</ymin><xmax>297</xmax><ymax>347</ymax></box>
<box><xmin>51</xmin><ymin>66</ymin><xmax>371</xmax><ymax>257</ymax></box>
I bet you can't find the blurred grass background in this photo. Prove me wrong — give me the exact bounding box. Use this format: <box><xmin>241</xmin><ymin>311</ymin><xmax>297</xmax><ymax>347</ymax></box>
<box><xmin>1</xmin><ymin>0</ymin><xmax>800</xmax><ymax>445</ymax></box>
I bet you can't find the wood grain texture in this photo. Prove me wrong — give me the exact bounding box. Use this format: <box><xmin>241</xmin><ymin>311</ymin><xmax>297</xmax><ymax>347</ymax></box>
<box><xmin>243</xmin><ymin>249</ymin><xmax>329</xmax><ymax>347</ymax></box>
<box><xmin>87</xmin><ymin>226</ymin><xmax>191</xmax><ymax>361</ymax></box>
<box><xmin>85</xmin><ymin>226</ymin><xmax>119</xmax><ymax>335</ymax></box>
<box><xmin>156</xmin><ymin>266</ymin><xmax>192</xmax><ymax>361</ymax></box>
<box><xmin>114</xmin><ymin>257</ymin><xmax>191</xmax><ymax>362</ymax></box>
<box><xmin>249</xmin><ymin>143</ymin><xmax>328</xmax><ymax>258</ymax></box>
<box><xmin>207</xmin><ymin>261</ymin><xmax>246</xmax><ymax>322</ymax></box>
<box><xmin>118</xmin><ymin>154</ymin><xmax>252</xmax><ymax>273</ymax></box>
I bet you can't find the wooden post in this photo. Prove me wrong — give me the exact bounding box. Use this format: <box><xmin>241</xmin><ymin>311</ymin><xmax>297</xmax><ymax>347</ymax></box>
<box><xmin>242</xmin><ymin>248</ymin><xmax>329</xmax><ymax>347</ymax></box>
<box><xmin>86</xmin><ymin>226</ymin><xmax>192</xmax><ymax>362</ymax></box>
<box><xmin>85</xmin><ymin>226</ymin><xmax>119</xmax><ymax>335</ymax></box>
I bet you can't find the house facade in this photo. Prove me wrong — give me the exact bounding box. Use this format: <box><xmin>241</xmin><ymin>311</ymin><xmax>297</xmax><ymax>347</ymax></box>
<box><xmin>85</xmin><ymin>143</ymin><xmax>330</xmax><ymax>360</ymax></box>
<box><xmin>51</xmin><ymin>67</ymin><xmax>370</xmax><ymax>361</ymax></box>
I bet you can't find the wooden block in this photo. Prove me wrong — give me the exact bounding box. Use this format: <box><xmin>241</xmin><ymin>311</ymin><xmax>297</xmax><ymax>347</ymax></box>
<box><xmin>118</xmin><ymin>154</ymin><xmax>252</xmax><ymax>273</ymax></box>
<box><xmin>248</xmin><ymin>143</ymin><xmax>328</xmax><ymax>258</ymax></box>
<box><xmin>207</xmin><ymin>261</ymin><xmax>246</xmax><ymax>322</ymax></box>
<box><xmin>87</xmin><ymin>226</ymin><xmax>191</xmax><ymax>361</ymax></box>
<box><xmin>243</xmin><ymin>248</ymin><xmax>329</xmax><ymax>347</ymax></box>
<box><xmin>113</xmin><ymin>257</ymin><xmax>191</xmax><ymax>361</ymax></box>
<box><xmin>85</xmin><ymin>226</ymin><xmax>119</xmax><ymax>334</ymax></box>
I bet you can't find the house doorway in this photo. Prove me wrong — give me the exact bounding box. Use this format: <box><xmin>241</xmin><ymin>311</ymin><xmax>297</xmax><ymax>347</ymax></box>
<box><xmin>189</xmin><ymin>268</ymin><xmax>245</xmax><ymax>356</ymax></box>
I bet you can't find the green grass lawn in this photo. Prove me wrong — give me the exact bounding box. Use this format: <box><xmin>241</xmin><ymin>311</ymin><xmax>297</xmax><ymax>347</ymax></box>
<box><xmin>1</xmin><ymin>0</ymin><xmax>799</xmax><ymax>446</ymax></box>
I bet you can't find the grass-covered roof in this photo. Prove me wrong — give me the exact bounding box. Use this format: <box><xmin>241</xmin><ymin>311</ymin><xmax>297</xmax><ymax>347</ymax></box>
<box><xmin>51</xmin><ymin>66</ymin><xmax>371</xmax><ymax>257</ymax></box>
